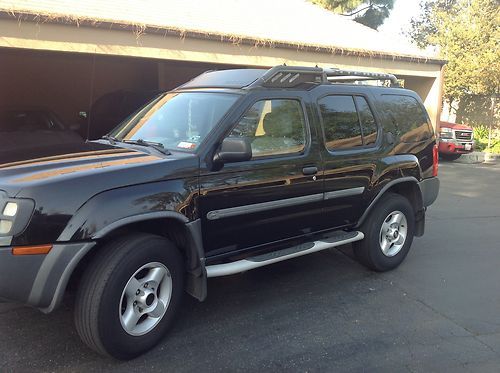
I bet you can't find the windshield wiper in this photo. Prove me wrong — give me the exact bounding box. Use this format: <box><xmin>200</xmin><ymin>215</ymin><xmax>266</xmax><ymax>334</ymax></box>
<box><xmin>123</xmin><ymin>139</ymin><xmax>171</xmax><ymax>155</ymax></box>
<box><xmin>100</xmin><ymin>135</ymin><xmax>119</xmax><ymax>144</ymax></box>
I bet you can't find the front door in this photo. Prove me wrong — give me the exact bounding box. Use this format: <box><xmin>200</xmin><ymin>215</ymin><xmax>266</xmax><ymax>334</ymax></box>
<box><xmin>198</xmin><ymin>96</ymin><xmax>324</xmax><ymax>261</ymax></box>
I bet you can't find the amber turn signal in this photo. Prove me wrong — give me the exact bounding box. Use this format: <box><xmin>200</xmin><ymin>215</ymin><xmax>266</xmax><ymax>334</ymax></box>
<box><xmin>12</xmin><ymin>244</ymin><xmax>53</xmax><ymax>256</ymax></box>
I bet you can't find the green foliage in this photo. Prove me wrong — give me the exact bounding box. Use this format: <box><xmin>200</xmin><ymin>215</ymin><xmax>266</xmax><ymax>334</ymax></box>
<box><xmin>313</xmin><ymin>0</ymin><xmax>394</xmax><ymax>29</ymax></box>
<box><xmin>473</xmin><ymin>124</ymin><xmax>500</xmax><ymax>153</ymax></box>
<box><xmin>456</xmin><ymin>95</ymin><xmax>498</xmax><ymax>126</ymax></box>
<box><xmin>407</xmin><ymin>0</ymin><xmax>500</xmax><ymax>103</ymax></box>
<box><xmin>474</xmin><ymin>124</ymin><xmax>490</xmax><ymax>140</ymax></box>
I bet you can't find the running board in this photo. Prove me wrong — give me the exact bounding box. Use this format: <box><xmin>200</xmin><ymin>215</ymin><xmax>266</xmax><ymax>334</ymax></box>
<box><xmin>206</xmin><ymin>231</ymin><xmax>364</xmax><ymax>278</ymax></box>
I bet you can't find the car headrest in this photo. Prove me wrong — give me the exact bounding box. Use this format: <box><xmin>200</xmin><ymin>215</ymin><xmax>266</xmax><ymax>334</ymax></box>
<box><xmin>263</xmin><ymin>111</ymin><xmax>292</xmax><ymax>138</ymax></box>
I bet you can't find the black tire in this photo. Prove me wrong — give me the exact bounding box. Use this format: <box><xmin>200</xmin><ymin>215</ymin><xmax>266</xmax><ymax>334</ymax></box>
<box><xmin>353</xmin><ymin>193</ymin><xmax>415</xmax><ymax>272</ymax></box>
<box><xmin>74</xmin><ymin>233</ymin><xmax>184</xmax><ymax>360</ymax></box>
<box><xmin>440</xmin><ymin>153</ymin><xmax>461</xmax><ymax>161</ymax></box>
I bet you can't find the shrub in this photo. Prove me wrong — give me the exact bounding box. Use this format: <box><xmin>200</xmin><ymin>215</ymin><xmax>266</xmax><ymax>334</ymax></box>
<box><xmin>473</xmin><ymin>124</ymin><xmax>500</xmax><ymax>154</ymax></box>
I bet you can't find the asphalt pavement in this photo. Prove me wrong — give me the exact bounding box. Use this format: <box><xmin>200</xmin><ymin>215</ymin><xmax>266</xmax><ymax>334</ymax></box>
<box><xmin>1</xmin><ymin>161</ymin><xmax>500</xmax><ymax>372</ymax></box>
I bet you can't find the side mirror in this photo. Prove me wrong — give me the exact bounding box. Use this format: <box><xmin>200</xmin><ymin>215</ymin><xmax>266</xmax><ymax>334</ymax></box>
<box><xmin>215</xmin><ymin>137</ymin><xmax>252</xmax><ymax>163</ymax></box>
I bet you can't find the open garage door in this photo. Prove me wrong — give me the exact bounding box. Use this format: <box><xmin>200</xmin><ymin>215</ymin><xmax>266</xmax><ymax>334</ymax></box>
<box><xmin>0</xmin><ymin>48</ymin><xmax>239</xmax><ymax>151</ymax></box>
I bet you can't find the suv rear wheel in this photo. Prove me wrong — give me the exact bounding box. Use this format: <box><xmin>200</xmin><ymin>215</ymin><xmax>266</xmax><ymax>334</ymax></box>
<box><xmin>74</xmin><ymin>233</ymin><xmax>184</xmax><ymax>359</ymax></box>
<box><xmin>353</xmin><ymin>193</ymin><xmax>415</xmax><ymax>272</ymax></box>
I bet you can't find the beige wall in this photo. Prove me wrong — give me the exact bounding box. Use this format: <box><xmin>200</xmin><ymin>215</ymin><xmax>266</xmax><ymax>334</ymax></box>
<box><xmin>0</xmin><ymin>19</ymin><xmax>443</xmax><ymax>76</ymax></box>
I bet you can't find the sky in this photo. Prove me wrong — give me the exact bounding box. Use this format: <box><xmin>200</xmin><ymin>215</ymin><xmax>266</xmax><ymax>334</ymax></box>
<box><xmin>378</xmin><ymin>0</ymin><xmax>423</xmax><ymax>37</ymax></box>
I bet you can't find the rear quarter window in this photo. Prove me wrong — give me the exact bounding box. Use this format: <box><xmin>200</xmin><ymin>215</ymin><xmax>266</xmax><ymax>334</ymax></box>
<box><xmin>380</xmin><ymin>94</ymin><xmax>433</xmax><ymax>143</ymax></box>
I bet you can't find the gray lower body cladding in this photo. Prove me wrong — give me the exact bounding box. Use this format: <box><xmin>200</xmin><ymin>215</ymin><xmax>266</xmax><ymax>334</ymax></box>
<box><xmin>0</xmin><ymin>242</ymin><xmax>95</xmax><ymax>312</ymax></box>
<box><xmin>419</xmin><ymin>177</ymin><xmax>440</xmax><ymax>207</ymax></box>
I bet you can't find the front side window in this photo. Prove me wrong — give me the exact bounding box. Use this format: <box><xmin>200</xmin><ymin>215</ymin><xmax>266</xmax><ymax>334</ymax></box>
<box><xmin>319</xmin><ymin>95</ymin><xmax>363</xmax><ymax>150</ymax></box>
<box><xmin>229</xmin><ymin>99</ymin><xmax>306</xmax><ymax>158</ymax></box>
<box><xmin>111</xmin><ymin>92</ymin><xmax>239</xmax><ymax>151</ymax></box>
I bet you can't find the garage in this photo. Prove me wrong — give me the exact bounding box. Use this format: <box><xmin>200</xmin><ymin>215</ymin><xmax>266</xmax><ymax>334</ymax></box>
<box><xmin>0</xmin><ymin>0</ymin><xmax>446</xmax><ymax>148</ymax></box>
<box><xmin>1</xmin><ymin>48</ymin><xmax>240</xmax><ymax>143</ymax></box>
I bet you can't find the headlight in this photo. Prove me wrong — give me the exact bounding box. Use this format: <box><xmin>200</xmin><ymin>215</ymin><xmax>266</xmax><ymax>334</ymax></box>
<box><xmin>0</xmin><ymin>192</ymin><xmax>35</xmax><ymax>242</ymax></box>
<box><xmin>3</xmin><ymin>202</ymin><xmax>18</xmax><ymax>217</ymax></box>
<box><xmin>0</xmin><ymin>220</ymin><xmax>13</xmax><ymax>234</ymax></box>
<box><xmin>439</xmin><ymin>127</ymin><xmax>453</xmax><ymax>139</ymax></box>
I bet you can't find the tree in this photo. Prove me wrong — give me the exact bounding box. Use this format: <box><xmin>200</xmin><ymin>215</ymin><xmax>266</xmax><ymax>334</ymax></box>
<box><xmin>313</xmin><ymin>0</ymin><xmax>395</xmax><ymax>29</ymax></box>
<box><xmin>407</xmin><ymin>0</ymin><xmax>500</xmax><ymax>105</ymax></box>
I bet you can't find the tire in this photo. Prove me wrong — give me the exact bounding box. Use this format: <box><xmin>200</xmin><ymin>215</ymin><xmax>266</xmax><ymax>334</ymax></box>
<box><xmin>440</xmin><ymin>153</ymin><xmax>461</xmax><ymax>161</ymax></box>
<box><xmin>353</xmin><ymin>193</ymin><xmax>415</xmax><ymax>272</ymax></box>
<box><xmin>74</xmin><ymin>233</ymin><xmax>184</xmax><ymax>360</ymax></box>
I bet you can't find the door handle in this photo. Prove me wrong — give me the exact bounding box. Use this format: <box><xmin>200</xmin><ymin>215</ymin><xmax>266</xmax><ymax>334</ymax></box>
<box><xmin>302</xmin><ymin>166</ymin><xmax>318</xmax><ymax>176</ymax></box>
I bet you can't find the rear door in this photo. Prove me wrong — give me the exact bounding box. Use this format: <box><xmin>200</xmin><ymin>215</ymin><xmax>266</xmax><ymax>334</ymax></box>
<box><xmin>198</xmin><ymin>92</ymin><xmax>325</xmax><ymax>260</ymax></box>
<box><xmin>314</xmin><ymin>87</ymin><xmax>383</xmax><ymax>228</ymax></box>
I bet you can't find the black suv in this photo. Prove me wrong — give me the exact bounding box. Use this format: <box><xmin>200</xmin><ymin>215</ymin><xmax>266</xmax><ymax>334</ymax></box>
<box><xmin>0</xmin><ymin>66</ymin><xmax>439</xmax><ymax>359</ymax></box>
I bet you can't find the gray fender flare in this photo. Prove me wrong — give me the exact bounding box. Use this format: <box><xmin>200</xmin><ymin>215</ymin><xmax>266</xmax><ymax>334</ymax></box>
<box><xmin>45</xmin><ymin>213</ymin><xmax>207</xmax><ymax>313</ymax></box>
<box><xmin>355</xmin><ymin>176</ymin><xmax>424</xmax><ymax>229</ymax></box>
<box><xmin>91</xmin><ymin>212</ymin><xmax>207</xmax><ymax>302</ymax></box>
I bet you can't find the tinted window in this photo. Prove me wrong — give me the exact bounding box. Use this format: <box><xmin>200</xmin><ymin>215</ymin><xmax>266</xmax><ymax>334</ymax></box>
<box><xmin>229</xmin><ymin>99</ymin><xmax>306</xmax><ymax>158</ymax></box>
<box><xmin>111</xmin><ymin>92</ymin><xmax>239</xmax><ymax>151</ymax></box>
<box><xmin>0</xmin><ymin>110</ymin><xmax>63</xmax><ymax>132</ymax></box>
<box><xmin>319</xmin><ymin>95</ymin><xmax>362</xmax><ymax>149</ymax></box>
<box><xmin>355</xmin><ymin>96</ymin><xmax>378</xmax><ymax>146</ymax></box>
<box><xmin>380</xmin><ymin>94</ymin><xmax>433</xmax><ymax>142</ymax></box>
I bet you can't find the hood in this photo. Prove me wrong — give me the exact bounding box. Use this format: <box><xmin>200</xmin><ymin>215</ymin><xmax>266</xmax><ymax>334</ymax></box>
<box><xmin>0</xmin><ymin>141</ymin><xmax>196</xmax><ymax>198</ymax></box>
<box><xmin>439</xmin><ymin>121</ymin><xmax>473</xmax><ymax>131</ymax></box>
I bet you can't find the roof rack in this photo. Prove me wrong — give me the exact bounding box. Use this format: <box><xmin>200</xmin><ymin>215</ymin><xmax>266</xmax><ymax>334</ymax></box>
<box><xmin>323</xmin><ymin>67</ymin><xmax>400</xmax><ymax>87</ymax></box>
<box><xmin>258</xmin><ymin>66</ymin><xmax>325</xmax><ymax>88</ymax></box>
<box><xmin>251</xmin><ymin>65</ymin><xmax>400</xmax><ymax>89</ymax></box>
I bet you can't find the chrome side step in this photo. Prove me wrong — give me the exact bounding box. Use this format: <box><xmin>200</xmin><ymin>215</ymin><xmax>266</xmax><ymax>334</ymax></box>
<box><xmin>206</xmin><ymin>231</ymin><xmax>364</xmax><ymax>278</ymax></box>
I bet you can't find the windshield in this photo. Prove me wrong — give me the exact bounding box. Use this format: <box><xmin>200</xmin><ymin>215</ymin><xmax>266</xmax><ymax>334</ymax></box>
<box><xmin>110</xmin><ymin>92</ymin><xmax>239</xmax><ymax>152</ymax></box>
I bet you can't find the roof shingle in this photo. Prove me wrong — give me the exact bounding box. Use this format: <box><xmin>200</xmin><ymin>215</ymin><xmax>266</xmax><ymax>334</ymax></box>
<box><xmin>0</xmin><ymin>0</ymin><xmax>439</xmax><ymax>61</ymax></box>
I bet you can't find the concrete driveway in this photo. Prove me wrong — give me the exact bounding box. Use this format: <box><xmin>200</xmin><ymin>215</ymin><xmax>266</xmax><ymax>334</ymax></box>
<box><xmin>1</xmin><ymin>161</ymin><xmax>500</xmax><ymax>372</ymax></box>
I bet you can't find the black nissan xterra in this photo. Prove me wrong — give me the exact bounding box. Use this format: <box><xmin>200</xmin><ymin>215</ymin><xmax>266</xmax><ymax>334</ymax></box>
<box><xmin>0</xmin><ymin>66</ymin><xmax>439</xmax><ymax>359</ymax></box>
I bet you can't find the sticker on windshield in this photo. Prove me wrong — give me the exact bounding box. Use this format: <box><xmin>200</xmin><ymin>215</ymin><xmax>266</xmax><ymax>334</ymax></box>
<box><xmin>177</xmin><ymin>141</ymin><xmax>197</xmax><ymax>150</ymax></box>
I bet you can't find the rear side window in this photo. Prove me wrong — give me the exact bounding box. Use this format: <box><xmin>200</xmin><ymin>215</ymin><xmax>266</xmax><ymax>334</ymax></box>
<box><xmin>380</xmin><ymin>94</ymin><xmax>433</xmax><ymax>142</ymax></box>
<box><xmin>319</xmin><ymin>96</ymin><xmax>363</xmax><ymax>149</ymax></box>
<box><xmin>318</xmin><ymin>95</ymin><xmax>379</xmax><ymax>150</ymax></box>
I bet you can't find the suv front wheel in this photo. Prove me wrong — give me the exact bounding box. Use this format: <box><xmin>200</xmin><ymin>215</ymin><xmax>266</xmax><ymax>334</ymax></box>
<box><xmin>74</xmin><ymin>233</ymin><xmax>184</xmax><ymax>359</ymax></box>
<box><xmin>353</xmin><ymin>193</ymin><xmax>415</xmax><ymax>272</ymax></box>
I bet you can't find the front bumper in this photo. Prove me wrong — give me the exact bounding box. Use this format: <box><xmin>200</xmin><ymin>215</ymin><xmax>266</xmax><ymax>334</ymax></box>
<box><xmin>419</xmin><ymin>177</ymin><xmax>440</xmax><ymax>207</ymax></box>
<box><xmin>438</xmin><ymin>140</ymin><xmax>474</xmax><ymax>154</ymax></box>
<box><xmin>0</xmin><ymin>241</ymin><xmax>95</xmax><ymax>312</ymax></box>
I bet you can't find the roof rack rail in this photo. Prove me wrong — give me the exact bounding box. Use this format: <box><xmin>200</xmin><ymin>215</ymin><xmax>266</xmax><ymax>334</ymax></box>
<box><xmin>323</xmin><ymin>67</ymin><xmax>400</xmax><ymax>87</ymax></box>
<box><xmin>250</xmin><ymin>65</ymin><xmax>400</xmax><ymax>88</ymax></box>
